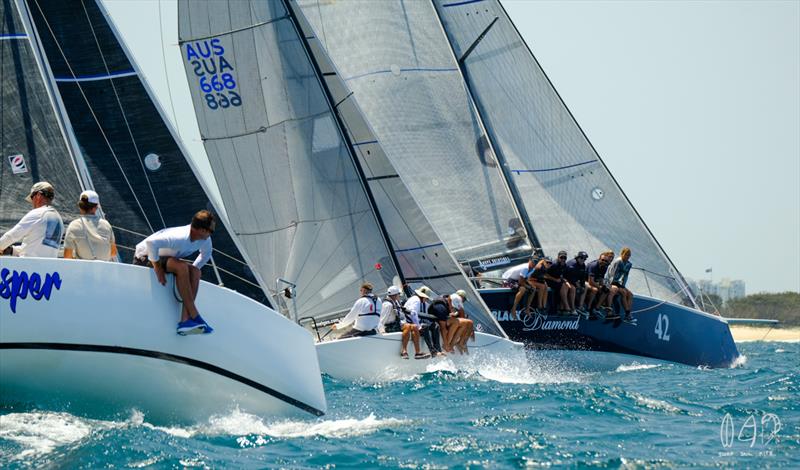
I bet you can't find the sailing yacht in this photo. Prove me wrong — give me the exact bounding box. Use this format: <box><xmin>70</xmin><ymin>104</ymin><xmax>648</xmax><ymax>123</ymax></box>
<box><xmin>1</xmin><ymin>0</ymin><xmax>326</xmax><ymax>421</ymax></box>
<box><xmin>96</xmin><ymin>0</ymin><xmax>524</xmax><ymax>381</ymax></box>
<box><xmin>295</xmin><ymin>0</ymin><xmax>739</xmax><ymax>368</ymax></box>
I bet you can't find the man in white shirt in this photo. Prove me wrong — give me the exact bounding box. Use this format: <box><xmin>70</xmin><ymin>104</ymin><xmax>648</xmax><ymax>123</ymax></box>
<box><xmin>0</xmin><ymin>182</ymin><xmax>64</xmax><ymax>258</ymax></box>
<box><xmin>502</xmin><ymin>257</ymin><xmax>535</xmax><ymax>320</ymax></box>
<box><xmin>378</xmin><ymin>285</ymin><xmax>404</xmax><ymax>334</ymax></box>
<box><xmin>401</xmin><ymin>288</ymin><xmax>431</xmax><ymax>359</ymax></box>
<box><xmin>63</xmin><ymin>190</ymin><xmax>117</xmax><ymax>261</ymax></box>
<box><xmin>133</xmin><ymin>210</ymin><xmax>215</xmax><ymax>335</ymax></box>
<box><xmin>333</xmin><ymin>282</ymin><xmax>381</xmax><ymax>338</ymax></box>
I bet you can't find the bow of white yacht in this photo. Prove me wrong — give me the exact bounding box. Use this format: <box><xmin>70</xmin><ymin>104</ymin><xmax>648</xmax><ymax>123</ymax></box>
<box><xmin>0</xmin><ymin>257</ymin><xmax>326</xmax><ymax>423</ymax></box>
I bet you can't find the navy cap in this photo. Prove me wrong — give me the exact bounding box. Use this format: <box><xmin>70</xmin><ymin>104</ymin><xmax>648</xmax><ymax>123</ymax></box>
<box><xmin>576</xmin><ymin>251</ymin><xmax>589</xmax><ymax>259</ymax></box>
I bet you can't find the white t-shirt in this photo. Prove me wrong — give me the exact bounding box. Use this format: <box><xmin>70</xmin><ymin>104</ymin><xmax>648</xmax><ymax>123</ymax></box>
<box><xmin>401</xmin><ymin>296</ymin><xmax>424</xmax><ymax>327</ymax></box>
<box><xmin>0</xmin><ymin>205</ymin><xmax>63</xmax><ymax>258</ymax></box>
<box><xmin>134</xmin><ymin>224</ymin><xmax>212</xmax><ymax>269</ymax></box>
<box><xmin>501</xmin><ymin>262</ymin><xmax>530</xmax><ymax>281</ymax></box>
<box><xmin>336</xmin><ymin>294</ymin><xmax>381</xmax><ymax>331</ymax></box>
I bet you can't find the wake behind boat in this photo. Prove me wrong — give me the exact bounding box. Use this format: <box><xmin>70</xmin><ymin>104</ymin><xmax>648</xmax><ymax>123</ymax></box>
<box><xmin>0</xmin><ymin>257</ymin><xmax>326</xmax><ymax>423</ymax></box>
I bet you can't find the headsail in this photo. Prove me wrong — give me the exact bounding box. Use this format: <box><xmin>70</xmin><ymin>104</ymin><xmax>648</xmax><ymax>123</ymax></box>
<box><xmin>177</xmin><ymin>0</ymin><xmax>398</xmax><ymax>320</ymax></box>
<box><xmin>1</xmin><ymin>0</ymin><xmax>83</xmax><ymax>231</ymax></box>
<box><xmin>432</xmin><ymin>0</ymin><xmax>695</xmax><ymax>305</ymax></box>
<box><xmin>27</xmin><ymin>0</ymin><xmax>266</xmax><ymax>305</ymax></box>
<box><xmin>288</xmin><ymin>2</ymin><xmax>505</xmax><ymax>336</ymax></box>
<box><xmin>296</xmin><ymin>0</ymin><xmax>531</xmax><ymax>267</ymax></box>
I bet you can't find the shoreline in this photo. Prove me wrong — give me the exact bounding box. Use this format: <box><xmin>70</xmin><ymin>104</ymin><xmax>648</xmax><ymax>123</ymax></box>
<box><xmin>729</xmin><ymin>325</ymin><xmax>800</xmax><ymax>342</ymax></box>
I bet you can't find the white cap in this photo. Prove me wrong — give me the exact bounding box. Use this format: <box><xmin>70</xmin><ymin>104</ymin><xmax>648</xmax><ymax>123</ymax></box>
<box><xmin>386</xmin><ymin>285</ymin><xmax>401</xmax><ymax>296</ymax></box>
<box><xmin>455</xmin><ymin>289</ymin><xmax>468</xmax><ymax>301</ymax></box>
<box><xmin>79</xmin><ymin>190</ymin><xmax>100</xmax><ymax>205</ymax></box>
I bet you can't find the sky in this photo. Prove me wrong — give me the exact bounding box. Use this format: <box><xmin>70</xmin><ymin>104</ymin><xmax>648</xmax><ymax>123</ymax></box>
<box><xmin>503</xmin><ymin>0</ymin><xmax>800</xmax><ymax>294</ymax></box>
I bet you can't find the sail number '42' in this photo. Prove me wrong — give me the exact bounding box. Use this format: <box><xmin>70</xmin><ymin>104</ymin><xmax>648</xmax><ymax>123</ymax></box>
<box><xmin>185</xmin><ymin>38</ymin><xmax>242</xmax><ymax>110</ymax></box>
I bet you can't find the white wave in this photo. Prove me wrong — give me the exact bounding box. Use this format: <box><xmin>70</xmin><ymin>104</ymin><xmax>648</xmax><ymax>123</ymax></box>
<box><xmin>730</xmin><ymin>354</ymin><xmax>748</xmax><ymax>368</ymax></box>
<box><xmin>256</xmin><ymin>413</ymin><xmax>409</xmax><ymax>439</ymax></box>
<box><xmin>0</xmin><ymin>411</ymin><xmax>125</xmax><ymax>461</ymax></box>
<box><xmin>630</xmin><ymin>393</ymin><xmax>681</xmax><ymax>414</ymax></box>
<box><xmin>615</xmin><ymin>363</ymin><xmax>660</xmax><ymax>372</ymax></box>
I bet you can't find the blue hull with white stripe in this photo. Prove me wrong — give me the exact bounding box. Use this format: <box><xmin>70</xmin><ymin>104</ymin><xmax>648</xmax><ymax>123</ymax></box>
<box><xmin>478</xmin><ymin>288</ymin><xmax>740</xmax><ymax>368</ymax></box>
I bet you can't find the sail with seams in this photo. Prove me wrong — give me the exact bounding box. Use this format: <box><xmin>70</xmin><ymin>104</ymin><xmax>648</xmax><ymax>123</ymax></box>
<box><xmin>296</xmin><ymin>0</ymin><xmax>532</xmax><ymax>267</ymax></box>
<box><xmin>287</xmin><ymin>1</ymin><xmax>505</xmax><ymax>337</ymax></box>
<box><xmin>26</xmin><ymin>0</ymin><xmax>266</xmax><ymax>305</ymax></box>
<box><xmin>431</xmin><ymin>0</ymin><xmax>694</xmax><ymax>305</ymax></box>
<box><xmin>177</xmin><ymin>0</ymin><xmax>398</xmax><ymax>320</ymax></box>
<box><xmin>0</xmin><ymin>0</ymin><xmax>83</xmax><ymax>234</ymax></box>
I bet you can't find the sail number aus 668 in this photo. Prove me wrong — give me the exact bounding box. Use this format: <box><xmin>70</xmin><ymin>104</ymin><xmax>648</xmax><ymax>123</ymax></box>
<box><xmin>185</xmin><ymin>38</ymin><xmax>242</xmax><ymax>110</ymax></box>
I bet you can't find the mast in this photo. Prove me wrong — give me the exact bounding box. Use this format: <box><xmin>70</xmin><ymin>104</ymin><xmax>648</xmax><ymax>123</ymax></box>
<box><xmin>430</xmin><ymin>1</ymin><xmax>543</xmax><ymax>259</ymax></box>
<box><xmin>282</xmin><ymin>0</ymin><xmax>406</xmax><ymax>288</ymax></box>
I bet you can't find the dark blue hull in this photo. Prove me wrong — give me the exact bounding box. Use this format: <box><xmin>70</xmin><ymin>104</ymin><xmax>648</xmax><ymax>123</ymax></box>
<box><xmin>479</xmin><ymin>288</ymin><xmax>740</xmax><ymax>368</ymax></box>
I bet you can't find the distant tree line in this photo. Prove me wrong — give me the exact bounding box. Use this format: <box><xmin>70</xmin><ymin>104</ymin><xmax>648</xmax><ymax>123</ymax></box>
<box><xmin>705</xmin><ymin>292</ymin><xmax>800</xmax><ymax>326</ymax></box>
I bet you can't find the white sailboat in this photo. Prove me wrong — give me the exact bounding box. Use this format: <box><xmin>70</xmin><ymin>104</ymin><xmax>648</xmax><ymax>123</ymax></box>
<box><xmin>0</xmin><ymin>0</ymin><xmax>326</xmax><ymax>421</ymax></box>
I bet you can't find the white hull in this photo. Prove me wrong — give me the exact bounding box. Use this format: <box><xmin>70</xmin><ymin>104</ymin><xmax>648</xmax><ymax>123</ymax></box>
<box><xmin>316</xmin><ymin>331</ymin><xmax>524</xmax><ymax>381</ymax></box>
<box><xmin>0</xmin><ymin>258</ymin><xmax>326</xmax><ymax>423</ymax></box>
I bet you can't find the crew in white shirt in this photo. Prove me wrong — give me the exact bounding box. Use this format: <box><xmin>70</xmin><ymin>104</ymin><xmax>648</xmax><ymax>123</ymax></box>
<box><xmin>333</xmin><ymin>282</ymin><xmax>381</xmax><ymax>338</ymax></box>
<box><xmin>378</xmin><ymin>285</ymin><xmax>405</xmax><ymax>333</ymax></box>
<box><xmin>0</xmin><ymin>182</ymin><xmax>63</xmax><ymax>258</ymax></box>
<box><xmin>133</xmin><ymin>210</ymin><xmax>215</xmax><ymax>335</ymax></box>
<box><xmin>447</xmin><ymin>290</ymin><xmax>474</xmax><ymax>354</ymax></box>
<box><xmin>400</xmin><ymin>288</ymin><xmax>431</xmax><ymax>359</ymax></box>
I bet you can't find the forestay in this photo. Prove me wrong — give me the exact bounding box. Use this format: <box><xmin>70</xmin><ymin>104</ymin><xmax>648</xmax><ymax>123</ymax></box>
<box><xmin>0</xmin><ymin>0</ymin><xmax>83</xmax><ymax>233</ymax></box>
<box><xmin>433</xmin><ymin>0</ymin><xmax>694</xmax><ymax>305</ymax></box>
<box><xmin>297</xmin><ymin>0</ymin><xmax>530</xmax><ymax>266</ymax></box>
<box><xmin>288</xmin><ymin>2</ymin><xmax>505</xmax><ymax>337</ymax></box>
<box><xmin>27</xmin><ymin>0</ymin><xmax>266</xmax><ymax>305</ymax></box>
<box><xmin>178</xmin><ymin>0</ymin><xmax>397</xmax><ymax>320</ymax></box>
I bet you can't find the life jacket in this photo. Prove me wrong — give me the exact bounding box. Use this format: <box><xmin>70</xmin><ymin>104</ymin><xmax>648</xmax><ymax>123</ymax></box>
<box><xmin>428</xmin><ymin>297</ymin><xmax>450</xmax><ymax>321</ymax></box>
<box><xmin>358</xmin><ymin>294</ymin><xmax>380</xmax><ymax>317</ymax></box>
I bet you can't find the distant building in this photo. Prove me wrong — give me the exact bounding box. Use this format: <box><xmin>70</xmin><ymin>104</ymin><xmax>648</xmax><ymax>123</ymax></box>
<box><xmin>691</xmin><ymin>278</ymin><xmax>746</xmax><ymax>303</ymax></box>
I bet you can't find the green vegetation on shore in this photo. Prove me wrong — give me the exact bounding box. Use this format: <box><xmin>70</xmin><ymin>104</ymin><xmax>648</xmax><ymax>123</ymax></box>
<box><xmin>718</xmin><ymin>292</ymin><xmax>800</xmax><ymax>326</ymax></box>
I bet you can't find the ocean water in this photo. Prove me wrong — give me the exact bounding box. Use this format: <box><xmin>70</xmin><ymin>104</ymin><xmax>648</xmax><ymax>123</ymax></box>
<box><xmin>1</xmin><ymin>341</ymin><xmax>797</xmax><ymax>468</ymax></box>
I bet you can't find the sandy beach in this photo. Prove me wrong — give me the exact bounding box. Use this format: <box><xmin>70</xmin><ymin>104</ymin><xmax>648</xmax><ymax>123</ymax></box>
<box><xmin>729</xmin><ymin>325</ymin><xmax>800</xmax><ymax>342</ymax></box>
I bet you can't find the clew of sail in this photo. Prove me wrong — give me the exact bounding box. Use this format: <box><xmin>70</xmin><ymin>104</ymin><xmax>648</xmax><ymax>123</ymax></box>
<box><xmin>432</xmin><ymin>0</ymin><xmax>695</xmax><ymax>305</ymax></box>
<box><xmin>1</xmin><ymin>0</ymin><xmax>83</xmax><ymax>232</ymax></box>
<box><xmin>177</xmin><ymin>0</ymin><xmax>398</xmax><ymax>320</ymax></box>
<box><xmin>296</xmin><ymin>0</ymin><xmax>531</xmax><ymax>268</ymax></box>
<box><xmin>289</xmin><ymin>2</ymin><xmax>505</xmax><ymax>337</ymax></box>
<box><xmin>27</xmin><ymin>0</ymin><xmax>266</xmax><ymax>305</ymax></box>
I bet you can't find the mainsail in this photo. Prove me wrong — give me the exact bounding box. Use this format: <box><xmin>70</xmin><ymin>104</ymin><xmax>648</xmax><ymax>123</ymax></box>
<box><xmin>431</xmin><ymin>0</ymin><xmax>694</xmax><ymax>304</ymax></box>
<box><xmin>296</xmin><ymin>0</ymin><xmax>531</xmax><ymax>266</ymax></box>
<box><xmin>288</xmin><ymin>2</ymin><xmax>505</xmax><ymax>336</ymax></box>
<box><xmin>26</xmin><ymin>0</ymin><xmax>266</xmax><ymax>304</ymax></box>
<box><xmin>1</xmin><ymin>0</ymin><xmax>83</xmax><ymax>232</ymax></box>
<box><xmin>177</xmin><ymin>0</ymin><xmax>398</xmax><ymax>320</ymax></box>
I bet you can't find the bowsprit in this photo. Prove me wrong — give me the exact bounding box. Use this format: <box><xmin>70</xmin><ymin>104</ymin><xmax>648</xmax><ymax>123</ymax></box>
<box><xmin>0</xmin><ymin>268</ymin><xmax>62</xmax><ymax>313</ymax></box>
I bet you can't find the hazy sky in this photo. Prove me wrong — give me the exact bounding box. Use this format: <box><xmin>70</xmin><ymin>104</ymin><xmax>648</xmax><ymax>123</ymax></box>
<box><xmin>504</xmin><ymin>0</ymin><xmax>800</xmax><ymax>294</ymax></box>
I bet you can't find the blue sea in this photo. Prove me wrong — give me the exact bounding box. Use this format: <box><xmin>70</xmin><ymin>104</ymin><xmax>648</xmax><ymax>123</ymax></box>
<box><xmin>1</xmin><ymin>341</ymin><xmax>797</xmax><ymax>468</ymax></box>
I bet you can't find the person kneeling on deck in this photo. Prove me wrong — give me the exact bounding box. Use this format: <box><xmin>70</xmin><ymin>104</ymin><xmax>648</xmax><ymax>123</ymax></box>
<box><xmin>0</xmin><ymin>182</ymin><xmax>63</xmax><ymax>258</ymax></box>
<box><xmin>378</xmin><ymin>285</ymin><xmax>404</xmax><ymax>334</ymax></box>
<box><xmin>333</xmin><ymin>282</ymin><xmax>381</xmax><ymax>338</ymax></box>
<box><xmin>565</xmin><ymin>251</ymin><xmax>590</xmax><ymax>317</ymax></box>
<box><xmin>447</xmin><ymin>289</ymin><xmax>474</xmax><ymax>355</ymax></box>
<box><xmin>133</xmin><ymin>210</ymin><xmax>215</xmax><ymax>335</ymax></box>
<box><xmin>402</xmin><ymin>287</ymin><xmax>432</xmax><ymax>359</ymax></box>
<box><xmin>606</xmin><ymin>247</ymin><xmax>634</xmax><ymax>322</ymax></box>
<box><xmin>63</xmin><ymin>190</ymin><xmax>118</xmax><ymax>261</ymax></box>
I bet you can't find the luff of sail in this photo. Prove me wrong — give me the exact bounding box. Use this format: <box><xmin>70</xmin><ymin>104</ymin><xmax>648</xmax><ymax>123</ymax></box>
<box><xmin>296</xmin><ymin>0</ymin><xmax>531</xmax><ymax>267</ymax></box>
<box><xmin>433</xmin><ymin>0</ymin><xmax>694</xmax><ymax>305</ymax></box>
<box><xmin>177</xmin><ymin>0</ymin><xmax>398</xmax><ymax>320</ymax></box>
<box><xmin>288</xmin><ymin>1</ymin><xmax>505</xmax><ymax>337</ymax></box>
<box><xmin>27</xmin><ymin>0</ymin><xmax>266</xmax><ymax>305</ymax></box>
<box><xmin>1</xmin><ymin>0</ymin><xmax>83</xmax><ymax>232</ymax></box>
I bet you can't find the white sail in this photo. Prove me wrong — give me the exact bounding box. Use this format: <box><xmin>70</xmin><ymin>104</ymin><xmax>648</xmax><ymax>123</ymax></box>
<box><xmin>289</xmin><ymin>3</ymin><xmax>505</xmax><ymax>336</ymax></box>
<box><xmin>296</xmin><ymin>0</ymin><xmax>531</xmax><ymax>265</ymax></box>
<box><xmin>177</xmin><ymin>0</ymin><xmax>398</xmax><ymax>319</ymax></box>
<box><xmin>432</xmin><ymin>0</ymin><xmax>694</xmax><ymax>304</ymax></box>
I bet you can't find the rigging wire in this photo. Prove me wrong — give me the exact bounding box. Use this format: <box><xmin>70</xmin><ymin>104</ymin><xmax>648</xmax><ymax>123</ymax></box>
<box><xmin>29</xmin><ymin>0</ymin><xmax>155</xmax><ymax>234</ymax></box>
<box><xmin>79</xmin><ymin>0</ymin><xmax>166</xmax><ymax>230</ymax></box>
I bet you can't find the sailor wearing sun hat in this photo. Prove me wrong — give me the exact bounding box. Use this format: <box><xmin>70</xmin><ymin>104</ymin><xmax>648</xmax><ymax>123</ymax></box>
<box><xmin>63</xmin><ymin>190</ymin><xmax>118</xmax><ymax>261</ymax></box>
<box><xmin>0</xmin><ymin>181</ymin><xmax>64</xmax><ymax>258</ymax></box>
<box><xmin>400</xmin><ymin>286</ymin><xmax>432</xmax><ymax>359</ymax></box>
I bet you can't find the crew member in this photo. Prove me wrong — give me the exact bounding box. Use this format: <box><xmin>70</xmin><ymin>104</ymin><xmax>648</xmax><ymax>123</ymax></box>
<box><xmin>0</xmin><ymin>182</ymin><xmax>63</xmax><ymax>258</ymax></box>
<box><xmin>333</xmin><ymin>282</ymin><xmax>381</xmax><ymax>338</ymax></box>
<box><xmin>63</xmin><ymin>190</ymin><xmax>117</xmax><ymax>261</ymax></box>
